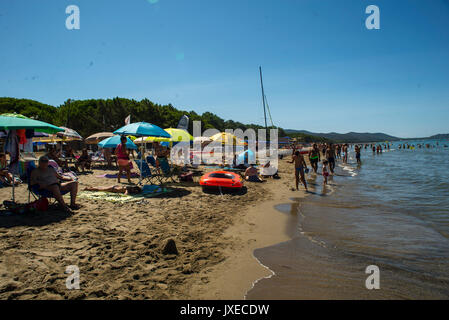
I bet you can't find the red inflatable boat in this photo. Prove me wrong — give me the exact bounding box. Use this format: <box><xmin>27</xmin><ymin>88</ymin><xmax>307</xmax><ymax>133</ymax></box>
<box><xmin>200</xmin><ymin>171</ymin><xmax>243</xmax><ymax>189</ymax></box>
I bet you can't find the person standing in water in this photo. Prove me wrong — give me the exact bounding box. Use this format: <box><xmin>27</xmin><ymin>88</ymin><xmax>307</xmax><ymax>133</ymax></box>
<box><xmin>322</xmin><ymin>159</ymin><xmax>329</xmax><ymax>185</ymax></box>
<box><xmin>355</xmin><ymin>145</ymin><xmax>362</xmax><ymax>165</ymax></box>
<box><xmin>342</xmin><ymin>144</ymin><xmax>348</xmax><ymax>163</ymax></box>
<box><xmin>309</xmin><ymin>144</ymin><xmax>320</xmax><ymax>173</ymax></box>
<box><xmin>326</xmin><ymin>143</ymin><xmax>336</xmax><ymax>174</ymax></box>
<box><xmin>115</xmin><ymin>136</ymin><xmax>132</xmax><ymax>184</ymax></box>
<box><xmin>290</xmin><ymin>150</ymin><xmax>308</xmax><ymax>192</ymax></box>
<box><xmin>336</xmin><ymin>144</ymin><xmax>342</xmax><ymax>159</ymax></box>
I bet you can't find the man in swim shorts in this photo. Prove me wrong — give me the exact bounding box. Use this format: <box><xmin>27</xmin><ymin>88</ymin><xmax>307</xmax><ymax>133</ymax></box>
<box><xmin>244</xmin><ymin>164</ymin><xmax>264</xmax><ymax>182</ymax></box>
<box><xmin>290</xmin><ymin>150</ymin><xmax>308</xmax><ymax>191</ymax></box>
<box><xmin>309</xmin><ymin>144</ymin><xmax>320</xmax><ymax>173</ymax></box>
<box><xmin>325</xmin><ymin>143</ymin><xmax>336</xmax><ymax>174</ymax></box>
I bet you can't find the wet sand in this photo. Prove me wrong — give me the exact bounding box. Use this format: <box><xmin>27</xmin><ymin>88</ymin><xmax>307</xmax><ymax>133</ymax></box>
<box><xmin>189</xmin><ymin>159</ymin><xmax>309</xmax><ymax>299</ymax></box>
<box><xmin>0</xmin><ymin>158</ymin><xmax>303</xmax><ymax>299</ymax></box>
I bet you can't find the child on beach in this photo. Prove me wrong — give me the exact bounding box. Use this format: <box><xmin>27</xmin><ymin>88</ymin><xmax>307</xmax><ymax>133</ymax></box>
<box><xmin>322</xmin><ymin>160</ymin><xmax>329</xmax><ymax>185</ymax></box>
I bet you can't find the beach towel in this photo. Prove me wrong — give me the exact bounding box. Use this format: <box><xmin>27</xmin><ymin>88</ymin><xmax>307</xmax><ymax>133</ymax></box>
<box><xmin>78</xmin><ymin>185</ymin><xmax>172</xmax><ymax>203</ymax></box>
<box><xmin>96</xmin><ymin>173</ymin><xmax>140</xmax><ymax>179</ymax></box>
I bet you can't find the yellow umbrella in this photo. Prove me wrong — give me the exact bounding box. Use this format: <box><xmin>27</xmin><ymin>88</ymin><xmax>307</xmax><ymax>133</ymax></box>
<box><xmin>163</xmin><ymin>128</ymin><xmax>193</xmax><ymax>142</ymax></box>
<box><xmin>134</xmin><ymin>128</ymin><xmax>193</xmax><ymax>143</ymax></box>
<box><xmin>133</xmin><ymin>136</ymin><xmax>169</xmax><ymax>144</ymax></box>
<box><xmin>32</xmin><ymin>136</ymin><xmax>64</xmax><ymax>143</ymax></box>
<box><xmin>210</xmin><ymin>132</ymin><xmax>246</xmax><ymax>146</ymax></box>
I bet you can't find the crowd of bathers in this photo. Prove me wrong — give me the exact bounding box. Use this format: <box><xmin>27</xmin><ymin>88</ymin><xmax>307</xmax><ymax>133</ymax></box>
<box><xmin>289</xmin><ymin>142</ymin><xmax>370</xmax><ymax>190</ymax></box>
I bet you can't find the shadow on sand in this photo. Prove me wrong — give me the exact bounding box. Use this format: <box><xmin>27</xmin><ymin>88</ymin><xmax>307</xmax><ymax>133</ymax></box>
<box><xmin>0</xmin><ymin>207</ymin><xmax>72</xmax><ymax>228</ymax></box>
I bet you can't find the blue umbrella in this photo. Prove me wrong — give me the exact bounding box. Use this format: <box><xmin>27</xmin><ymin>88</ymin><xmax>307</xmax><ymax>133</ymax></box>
<box><xmin>237</xmin><ymin>149</ymin><xmax>256</xmax><ymax>165</ymax></box>
<box><xmin>113</xmin><ymin>122</ymin><xmax>170</xmax><ymax>184</ymax></box>
<box><xmin>98</xmin><ymin>135</ymin><xmax>137</xmax><ymax>150</ymax></box>
<box><xmin>113</xmin><ymin>122</ymin><xmax>170</xmax><ymax>138</ymax></box>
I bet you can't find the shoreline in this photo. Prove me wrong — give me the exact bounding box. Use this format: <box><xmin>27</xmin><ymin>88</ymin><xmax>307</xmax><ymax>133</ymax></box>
<box><xmin>189</xmin><ymin>159</ymin><xmax>308</xmax><ymax>299</ymax></box>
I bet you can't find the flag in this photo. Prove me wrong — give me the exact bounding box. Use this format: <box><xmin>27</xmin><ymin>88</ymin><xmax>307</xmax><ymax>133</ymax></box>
<box><xmin>125</xmin><ymin>115</ymin><xmax>131</xmax><ymax>125</ymax></box>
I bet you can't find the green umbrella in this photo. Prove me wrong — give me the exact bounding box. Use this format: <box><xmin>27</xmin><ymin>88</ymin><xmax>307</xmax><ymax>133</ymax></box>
<box><xmin>0</xmin><ymin>114</ymin><xmax>63</xmax><ymax>202</ymax></box>
<box><xmin>0</xmin><ymin>115</ymin><xmax>63</xmax><ymax>134</ymax></box>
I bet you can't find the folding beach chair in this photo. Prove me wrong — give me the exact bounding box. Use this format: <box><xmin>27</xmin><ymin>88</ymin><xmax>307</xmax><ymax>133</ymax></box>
<box><xmin>27</xmin><ymin>162</ymin><xmax>69</xmax><ymax>205</ymax></box>
<box><xmin>134</xmin><ymin>159</ymin><xmax>161</xmax><ymax>185</ymax></box>
<box><xmin>146</xmin><ymin>155</ymin><xmax>157</xmax><ymax>168</ymax></box>
<box><xmin>158</xmin><ymin>158</ymin><xmax>181</xmax><ymax>183</ymax></box>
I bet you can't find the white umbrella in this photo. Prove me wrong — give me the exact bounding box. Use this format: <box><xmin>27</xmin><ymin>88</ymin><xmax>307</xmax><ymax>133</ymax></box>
<box><xmin>57</xmin><ymin>127</ymin><xmax>83</xmax><ymax>140</ymax></box>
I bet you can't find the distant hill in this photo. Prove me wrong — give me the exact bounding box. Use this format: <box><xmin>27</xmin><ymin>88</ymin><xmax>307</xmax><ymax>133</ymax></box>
<box><xmin>285</xmin><ymin>129</ymin><xmax>400</xmax><ymax>143</ymax></box>
<box><xmin>429</xmin><ymin>133</ymin><xmax>449</xmax><ymax>140</ymax></box>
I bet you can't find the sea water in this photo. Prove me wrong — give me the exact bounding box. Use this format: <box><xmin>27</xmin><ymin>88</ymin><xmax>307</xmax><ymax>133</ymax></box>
<box><xmin>246</xmin><ymin>140</ymin><xmax>449</xmax><ymax>299</ymax></box>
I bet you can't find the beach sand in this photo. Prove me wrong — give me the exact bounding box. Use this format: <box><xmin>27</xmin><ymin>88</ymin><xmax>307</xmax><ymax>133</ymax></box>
<box><xmin>0</xmin><ymin>158</ymin><xmax>305</xmax><ymax>299</ymax></box>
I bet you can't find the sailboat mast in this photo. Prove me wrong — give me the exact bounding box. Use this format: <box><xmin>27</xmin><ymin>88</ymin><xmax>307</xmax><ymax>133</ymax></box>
<box><xmin>259</xmin><ymin>66</ymin><xmax>268</xmax><ymax>131</ymax></box>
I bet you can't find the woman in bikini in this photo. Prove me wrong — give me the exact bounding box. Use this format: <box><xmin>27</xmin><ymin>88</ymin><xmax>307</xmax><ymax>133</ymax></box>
<box><xmin>115</xmin><ymin>136</ymin><xmax>132</xmax><ymax>184</ymax></box>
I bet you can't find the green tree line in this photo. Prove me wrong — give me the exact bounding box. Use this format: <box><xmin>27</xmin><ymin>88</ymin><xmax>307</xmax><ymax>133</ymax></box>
<box><xmin>0</xmin><ymin>97</ymin><xmax>288</xmax><ymax>139</ymax></box>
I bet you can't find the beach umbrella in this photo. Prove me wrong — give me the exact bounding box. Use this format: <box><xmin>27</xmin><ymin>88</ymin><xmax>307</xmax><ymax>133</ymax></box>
<box><xmin>98</xmin><ymin>135</ymin><xmax>138</xmax><ymax>150</ymax></box>
<box><xmin>210</xmin><ymin>132</ymin><xmax>246</xmax><ymax>146</ymax></box>
<box><xmin>163</xmin><ymin>128</ymin><xmax>193</xmax><ymax>142</ymax></box>
<box><xmin>236</xmin><ymin>149</ymin><xmax>256</xmax><ymax>164</ymax></box>
<box><xmin>32</xmin><ymin>136</ymin><xmax>64</xmax><ymax>143</ymax></box>
<box><xmin>1</xmin><ymin>131</ymin><xmax>48</xmax><ymax>139</ymax></box>
<box><xmin>134</xmin><ymin>128</ymin><xmax>193</xmax><ymax>144</ymax></box>
<box><xmin>113</xmin><ymin>122</ymin><xmax>170</xmax><ymax>184</ymax></box>
<box><xmin>57</xmin><ymin>126</ymin><xmax>83</xmax><ymax>141</ymax></box>
<box><xmin>85</xmin><ymin>132</ymin><xmax>115</xmax><ymax>144</ymax></box>
<box><xmin>0</xmin><ymin>114</ymin><xmax>64</xmax><ymax>202</ymax></box>
<box><xmin>0</xmin><ymin>115</ymin><xmax>64</xmax><ymax>134</ymax></box>
<box><xmin>113</xmin><ymin>122</ymin><xmax>170</xmax><ymax>138</ymax></box>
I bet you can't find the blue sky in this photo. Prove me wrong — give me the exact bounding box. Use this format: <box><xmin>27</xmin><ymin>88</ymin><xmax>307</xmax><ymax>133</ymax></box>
<box><xmin>0</xmin><ymin>0</ymin><xmax>448</xmax><ymax>138</ymax></box>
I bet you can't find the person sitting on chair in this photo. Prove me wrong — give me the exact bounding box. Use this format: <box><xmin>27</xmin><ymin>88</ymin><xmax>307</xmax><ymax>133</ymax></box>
<box><xmin>244</xmin><ymin>164</ymin><xmax>264</xmax><ymax>182</ymax></box>
<box><xmin>47</xmin><ymin>148</ymin><xmax>67</xmax><ymax>170</ymax></box>
<box><xmin>30</xmin><ymin>156</ymin><xmax>80</xmax><ymax>212</ymax></box>
<box><xmin>75</xmin><ymin>149</ymin><xmax>91</xmax><ymax>173</ymax></box>
<box><xmin>0</xmin><ymin>152</ymin><xmax>17</xmax><ymax>186</ymax></box>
